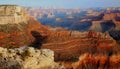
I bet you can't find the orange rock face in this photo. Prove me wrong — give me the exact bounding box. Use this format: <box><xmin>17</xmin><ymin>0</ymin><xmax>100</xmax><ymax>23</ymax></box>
<box><xmin>72</xmin><ymin>54</ymin><xmax>120</xmax><ymax>69</ymax></box>
<box><xmin>0</xmin><ymin>17</ymin><xmax>50</xmax><ymax>48</ymax></box>
<box><xmin>40</xmin><ymin>30</ymin><xmax>120</xmax><ymax>69</ymax></box>
<box><xmin>103</xmin><ymin>13</ymin><xmax>120</xmax><ymax>20</ymax></box>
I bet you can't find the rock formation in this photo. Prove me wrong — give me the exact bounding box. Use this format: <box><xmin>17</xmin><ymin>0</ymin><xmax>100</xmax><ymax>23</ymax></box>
<box><xmin>0</xmin><ymin>5</ymin><xmax>29</xmax><ymax>24</ymax></box>
<box><xmin>72</xmin><ymin>53</ymin><xmax>120</xmax><ymax>69</ymax></box>
<box><xmin>103</xmin><ymin>13</ymin><xmax>120</xmax><ymax>20</ymax></box>
<box><xmin>0</xmin><ymin>5</ymin><xmax>50</xmax><ymax>47</ymax></box>
<box><xmin>0</xmin><ymin>46</ymin><xmax>65</xmax><ymax>69</ymax></box>
<box><xmin>90</xmin><ymin>21</ymin><xmax>102</xmax><ymax>32</ymax></box>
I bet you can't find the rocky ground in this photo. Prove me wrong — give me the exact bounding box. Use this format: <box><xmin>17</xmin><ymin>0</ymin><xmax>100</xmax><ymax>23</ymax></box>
<box><xmin>0</xmin><ymin>46</ymin><xmax>65</xmax><ymax>69</ymax></box>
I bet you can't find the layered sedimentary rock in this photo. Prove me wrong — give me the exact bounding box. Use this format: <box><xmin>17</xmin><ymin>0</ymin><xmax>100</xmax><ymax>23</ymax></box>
<box><xmin>0</xmin><ymin>5</ymin><xmax>29</xmax><ymax>24</ymax></box>
<box><xmin>90</xmin><ymin>21</ymin><xmax>102</xmax><ymax>32</ymax></box>
<box><xmin>0</xmin><ymin>5</ymin><xmax>50</xmax><ymax>47</ymax></box>
<box><xmin>103</xmin><ymin>13</ymin><xmax>120</xmax><ymax>20</ymax></box>
<box><xmin>0</xmin><ymin>47</ymin><xmax>65</xmax><ymax>69</ymax></box>
<box><xmin>90</xmin><ymin>20</ymin><xmax>115</xmax><ymax>32</ymax></box>
<box><xmin>71</xmin><ymin>53</ymin><xmax>120</xmax><ymax>69</ymax></box>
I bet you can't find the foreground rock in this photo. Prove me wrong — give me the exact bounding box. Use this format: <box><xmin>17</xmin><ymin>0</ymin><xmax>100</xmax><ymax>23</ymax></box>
<box><xmin>0</xmin><ymin>47</ymin><xmax>65</xmax><ymax>69</ymax></box>
<box><xmin>73</xmin><ymin>53</ymin><xmax>120</xmax><ymax>69</ymax></box>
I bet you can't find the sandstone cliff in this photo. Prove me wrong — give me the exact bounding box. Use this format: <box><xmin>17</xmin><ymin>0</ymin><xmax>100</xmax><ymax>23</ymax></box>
<box><xmin>90</xmin><ymin>21</ymin><xmax>102</xmax><ymax>32</ymax></box>
<box><xmin>0</xmin><ymin>5</ymin><xmax>29</xmax><ymax>24</ymax></box>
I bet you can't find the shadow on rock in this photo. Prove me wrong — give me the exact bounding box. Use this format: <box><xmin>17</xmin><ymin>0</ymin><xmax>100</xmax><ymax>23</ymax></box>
<box><xmin>30</xmin><ymin>31</ymin><xmax>47</xmax><ymax>49</ymax></box>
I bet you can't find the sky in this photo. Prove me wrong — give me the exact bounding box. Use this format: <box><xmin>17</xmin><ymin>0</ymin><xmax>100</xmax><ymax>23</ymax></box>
<box><xmin>0</xmin><ymin>0</ymin><xmax>120</xmax><ymax>8</ymax></box>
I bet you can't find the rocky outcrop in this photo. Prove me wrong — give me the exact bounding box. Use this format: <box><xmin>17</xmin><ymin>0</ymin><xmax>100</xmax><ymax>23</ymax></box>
<box><xmin>103</xmin><ymin>13</ymin><xmax>120</xmax><ymax>20</ymax></box>
<box><xmin>0</xmin><ymin>5</ymin><xmax>50</xmax><ymax>47</ymax></box>
<box><xmin>90</xmin><ymin>21</ymin><xmax>102</xmax><ymax>32</ymax></box>
<box><xmin>72</xmin><ymin>53</ymin><xmax>120</xmax><ymax>69</ymax></box>
<box><xmin>0</xmin><ymin>47</ymin><xmax>65</xmax><ymax>69</ymax></box>
<box><xmin>90</xmin><ymin>20</ymin><xmax>115</xmax><ymax>32</ymax></box>
<box><xmin>0</xmin><ymin>5</ymin><xmax>29</xmax><ymax>24</ymax></box>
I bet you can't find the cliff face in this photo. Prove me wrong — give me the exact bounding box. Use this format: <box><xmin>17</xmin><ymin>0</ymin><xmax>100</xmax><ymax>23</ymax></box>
<box><xmin>90</xmin><ymin>21</ymin><xmax>102</xmax><ymax>32</ymax></box>
<box><xmin>103</xmin><ymin>13</ymin><xmax>120</xmax><ymax>20</ymax></box>
<box><xmin>0</xmin><ymin>5</ymin><xmax>50</xmax><ymax>47</ymax></box>
<box><xmin>0</xmin><ymin>5</ymin><xmax>29</xmax><ymax>24</ymax></box>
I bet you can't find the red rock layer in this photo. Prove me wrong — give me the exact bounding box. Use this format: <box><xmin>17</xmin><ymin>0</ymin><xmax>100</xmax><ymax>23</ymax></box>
<box><xmin>75</xmin><ymin>54</ymin><xmax>120</xmax><ymax>69</ymax></box>
<box><xmin>0</xmin><ymin>17</ymin><xmax>50</xmax><ymax>48</ymax></box>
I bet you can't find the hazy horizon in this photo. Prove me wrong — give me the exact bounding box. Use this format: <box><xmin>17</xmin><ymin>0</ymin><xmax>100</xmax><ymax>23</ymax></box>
<box><xmin>0</xmin><ymin>0</ymin><xmax>120</xmax><ymax>9</ymax></box>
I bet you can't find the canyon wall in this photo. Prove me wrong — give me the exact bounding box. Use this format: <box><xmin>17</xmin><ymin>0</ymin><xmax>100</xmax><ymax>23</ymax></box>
<box><xmin>0</xmin><ymin>5</ymin><xmax>50</xmax><ymax>47</ymax></box>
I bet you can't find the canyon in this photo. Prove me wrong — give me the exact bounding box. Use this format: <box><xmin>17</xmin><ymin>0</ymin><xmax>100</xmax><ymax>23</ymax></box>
<box><xmin>0</xmin><ymin>5</ymin><xmax>119</xmax><ymax>69</ymax></box>
<box><xmin>27</xmin><ymin>7</ymin><xmax>120</xmax><ymax>32</ymax></box>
